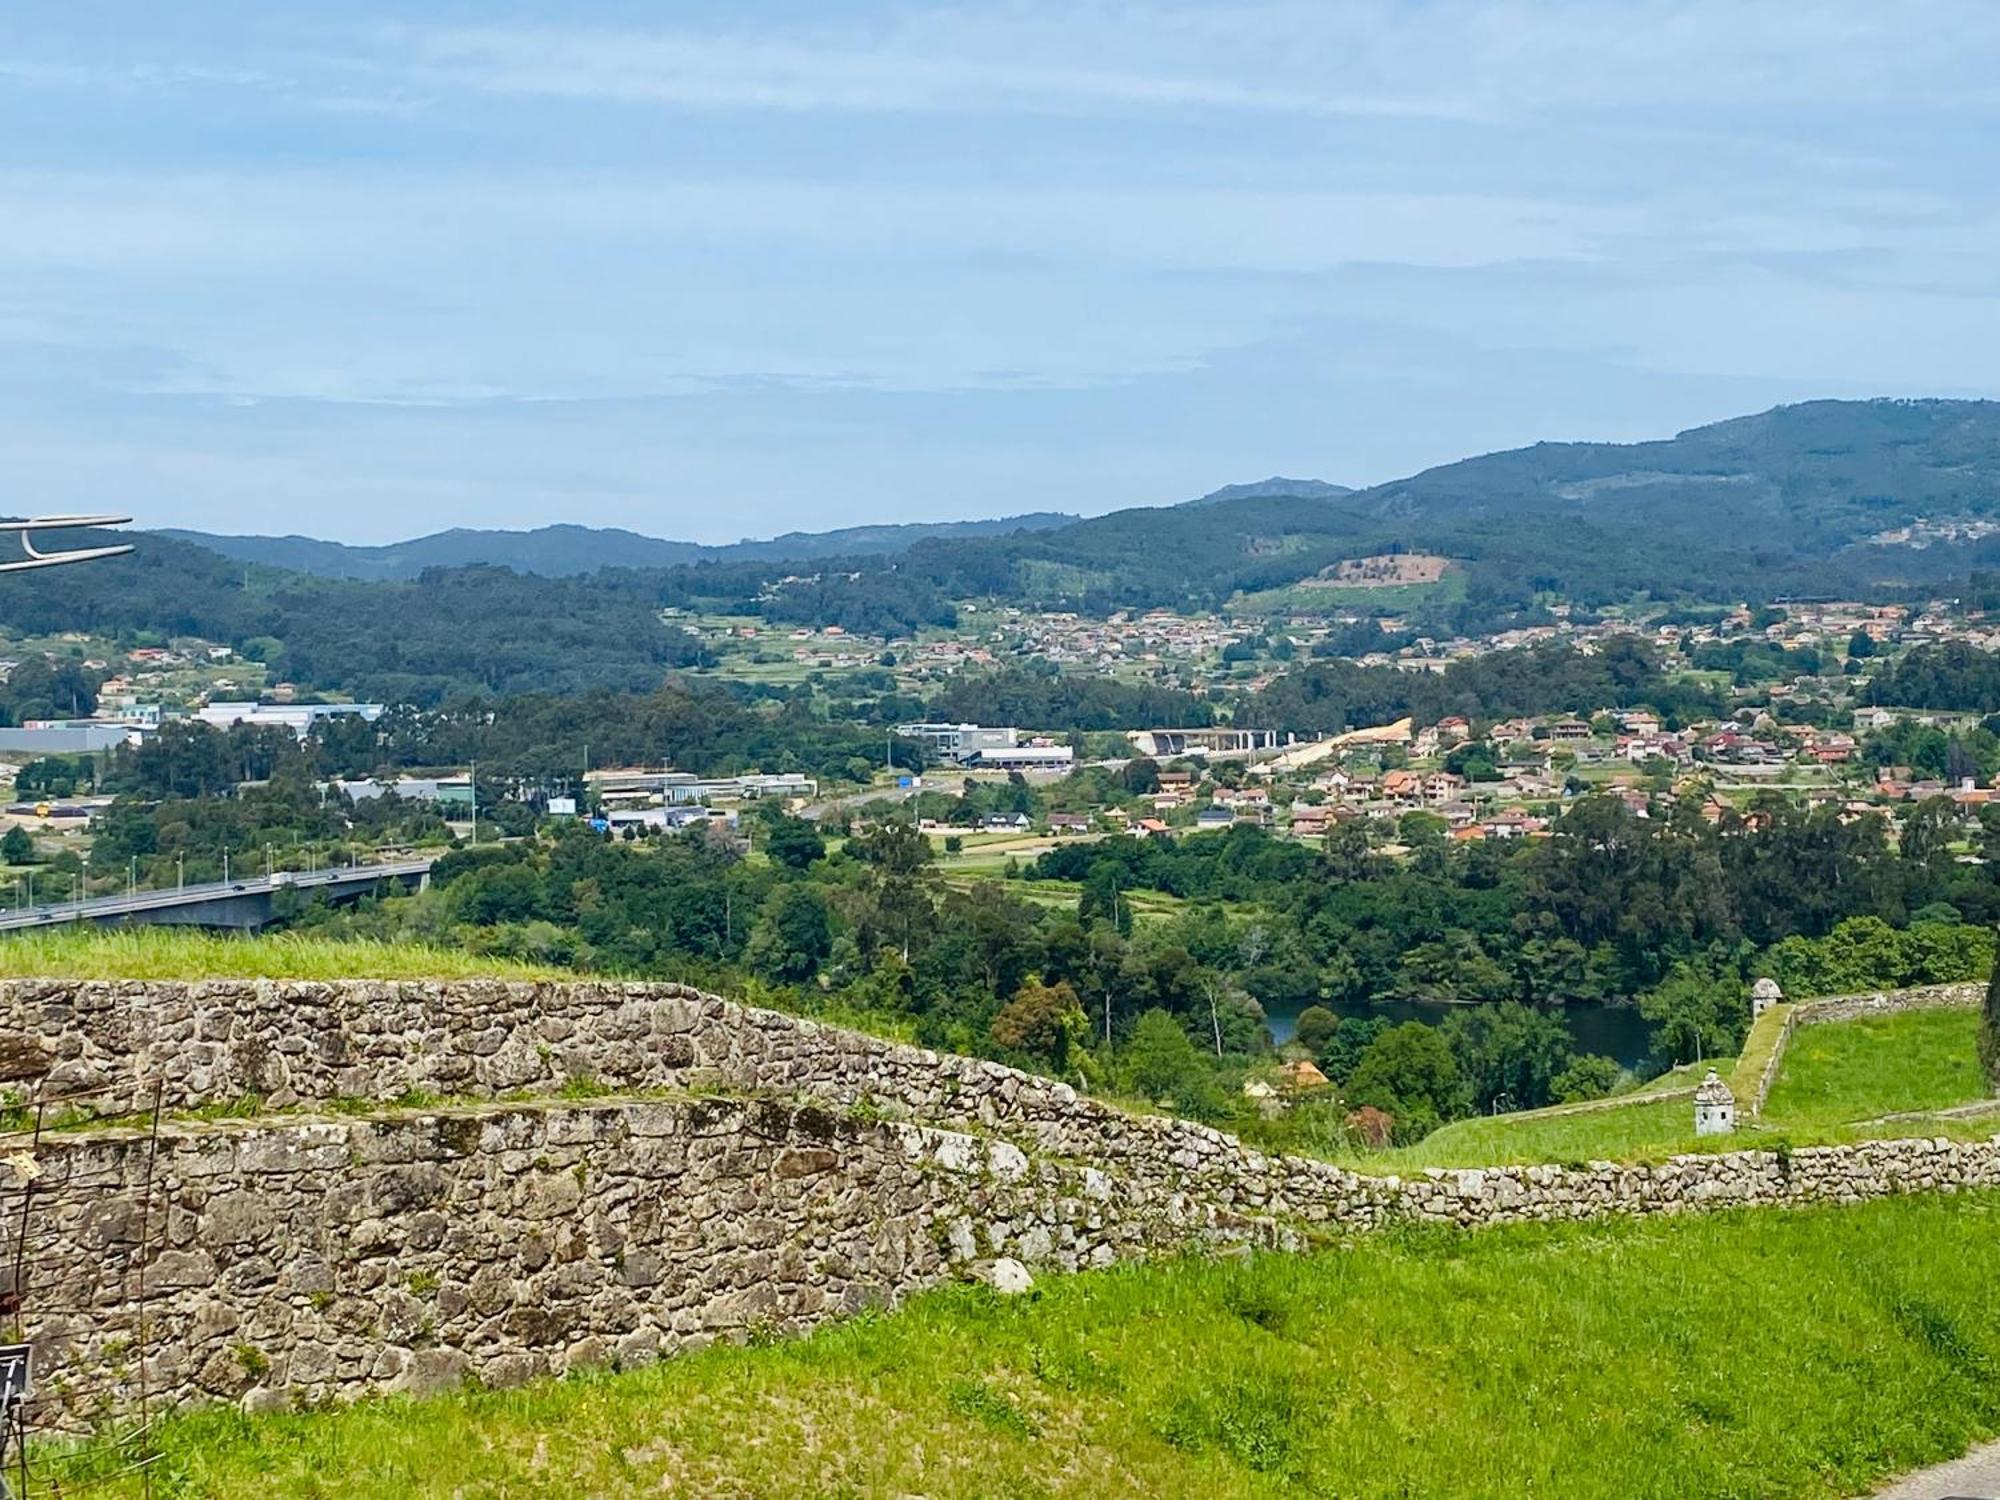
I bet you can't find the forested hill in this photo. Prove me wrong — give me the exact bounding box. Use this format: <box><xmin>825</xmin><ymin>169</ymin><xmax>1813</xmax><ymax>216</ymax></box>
<box><xmin>0</xmin><ymin>534</ymin><xmax>710</xmax><ymax>707</ymax></box>
<box><xmin>158</xmin><ymin>512</ymin><xmax>1077</xmax><ymax>581</ymax></box>
<box><xmin>877</xmin><ymin>398</ymin><xmax>2000</xmax><ymax>623</ymax></box>
<box><xmin>1354</xmin><ymin>398</ymin><xmax>2000</xmax><ymax>544</ymax></box>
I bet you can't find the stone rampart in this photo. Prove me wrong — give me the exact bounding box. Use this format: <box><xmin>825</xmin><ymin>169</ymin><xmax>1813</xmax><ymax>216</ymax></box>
<box><xmin>2</xmin><ymin>979</ymin><xmax>1997</xmax><ymax>1421</ymax></box>
<box><xmin>11</xmin><ymin>1097</ymin><xmax>1999</xmax><ymax>1423</ymax></box>
<box><xmin>1791</xmin><ymin>981</ymin><xmax>1984</xmax><ymax>1027</ymax></box>
<box><xmin>0</xmin><ymin>979</ymin><xmax>1277</xmax><ymax>1197</ymax></box>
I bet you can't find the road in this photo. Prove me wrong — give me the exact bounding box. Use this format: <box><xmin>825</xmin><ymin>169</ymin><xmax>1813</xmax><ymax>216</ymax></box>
<box><xmin>0</xmin><ymin>859</ymin><xmax>434</xmax><ymax>931</ymax></box>
<box><xmin>1871</xmin><ymin>1439</ymin><xmax>2000</xmax><ymax>1498</ymax></box>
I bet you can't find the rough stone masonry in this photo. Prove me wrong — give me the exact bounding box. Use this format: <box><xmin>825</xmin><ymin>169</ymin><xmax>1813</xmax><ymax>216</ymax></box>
<box><xmin>1</xmin><ymin>979</ymin><xmax>1995</xmax><ymax>1422</ymax></box>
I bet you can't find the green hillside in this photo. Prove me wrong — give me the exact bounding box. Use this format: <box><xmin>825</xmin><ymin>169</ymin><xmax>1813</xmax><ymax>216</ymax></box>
<box><xmin>893</xmin><ymin>398</ymin><xmax>2000</xmax><ymax>619</ymax></box>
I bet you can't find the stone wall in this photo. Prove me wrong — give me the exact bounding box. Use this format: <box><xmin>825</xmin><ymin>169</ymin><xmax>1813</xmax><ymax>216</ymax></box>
<box><xmin>8</xmin><ymin>1095</ymin><xmax>1237</xmax><ymax>1423</ymax></box>
<box><xmin>0</xmin><ymin>979</ymin><xmax>1287</xmax><ymax>1198</ymax></box>
<box><xmin>1792</xmin><ymin>981</ymin><xmax>1985</xmax><ymax>1028</ymax></box>
<box><xmin>4</xmin><ymin>978</ymin><xmax>1999</xmax><ymax>1421</ymax></box>
<box><xmin>12</xmin><ymin>1093</ymin><xmax>2000</xmax><ymax>1423</ymax></box>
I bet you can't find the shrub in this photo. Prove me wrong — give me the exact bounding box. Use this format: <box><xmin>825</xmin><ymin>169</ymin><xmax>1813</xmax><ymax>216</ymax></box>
<box><xmin>1293</xmin><ymin>1004</ymin><xmax>1340</xmax><ymax>1054</ymax></box>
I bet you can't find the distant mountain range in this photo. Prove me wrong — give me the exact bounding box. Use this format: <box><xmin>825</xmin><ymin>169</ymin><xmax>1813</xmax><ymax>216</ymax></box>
<box><xmin>26</xmin><ymin>399</ymin><xmax>2000</xmax><ymax>706</ymax></box>
<box><xmin>1189</xmin><ymin>476</ymin><xmax>1354</xmax><ymax>505</ymax></box>
<box><xmin>157</xmin><ymin>513</ymin><xmax>1080</xmax><ymax>582</ymax></box>
<box><xmin>161</xmin><ymin>477</ymin><xmax>1372</xmax><ymax>581</ymax></box>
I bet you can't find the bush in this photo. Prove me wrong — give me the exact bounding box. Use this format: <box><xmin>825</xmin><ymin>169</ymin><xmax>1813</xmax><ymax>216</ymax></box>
<box><xmin>990</xmin><ymin>979</ymin><xmax>1087</xmax><ymax>1072</ymax></box>
<box><xmin>1123</xmin><ymin>1009</ymin><xmax>1223</xmax><ymax>1120</ymax></box>
<box><xmin>1552</xmin><ymin>1054</ymin><xmax>1623</xmax><ymax>1104</ymax></box>
<box><xmin>1292</xmin><ymin>1005</ymin><xmax>1340</xmax><ymax>1054</ymax></box>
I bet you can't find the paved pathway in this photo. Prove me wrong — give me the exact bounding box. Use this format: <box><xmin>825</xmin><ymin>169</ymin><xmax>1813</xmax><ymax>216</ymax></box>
<box><xmin>1872</xmin><ymin>1440</ymin><xmax>2000</xmax><ymax>1498</ymax></box>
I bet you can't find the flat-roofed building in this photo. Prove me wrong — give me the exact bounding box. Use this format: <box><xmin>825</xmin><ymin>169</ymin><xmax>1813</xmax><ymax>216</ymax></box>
<box><xmin>961</xmin><ymin>744</ymin><xmax>1074</xmax><ymax>772</ymax></box>
<box><xmin>197</xmin><ymin>701</ymin><xmax>384</xmax><ymax>739</ymax></box>
<box><xmin>894</xmin><ymin>723</ymin><xmax>1021</xmax><ymax>763</ymax></box>
<box><xmin>0</xmin><ymin>723</ymin><xmax>137</xmax><ymax>754</ymax></box>
<box><xmin>1127</xmin><ymin>727</ymin><xmax>1283</xmax><ymax>758</ymax></box>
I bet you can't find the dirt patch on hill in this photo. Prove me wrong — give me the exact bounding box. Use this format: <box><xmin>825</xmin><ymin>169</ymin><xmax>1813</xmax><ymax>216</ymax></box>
<box><xmin>1304</xmin><ymin>554</ymin><xmax>1451</xmax><ymax>588</ymax></box>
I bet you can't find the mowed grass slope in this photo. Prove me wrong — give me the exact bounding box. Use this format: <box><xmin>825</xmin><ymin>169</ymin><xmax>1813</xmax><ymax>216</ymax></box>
<box><xmin>56</xmin><ymin>1194</ymin><xmax>2000</xmax><ymax>1499</ymax></box>
<box><xmin>1338</xmin><ymin>1094</ymin><xmax>1701</xmax><ymax>1170</ymax></box>
<box><xmin>0</xmin><ymin>927</ymin><xmax>568</xmax><ymax>981</ymax></box>
<box><xmin>1762</xmin><ymin>1007</ymin><xmax>1989</xmax><ymax>1129</ymax></box>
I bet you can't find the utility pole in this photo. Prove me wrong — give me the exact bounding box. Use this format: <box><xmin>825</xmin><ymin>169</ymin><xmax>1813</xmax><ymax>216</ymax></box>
<box><xmin>176</xmin><ymin>851</ymin><xmax>184</xmax><ymax>891</ymax></box>
<box><xmin>470</xmin><ymin>758</ymin><xmax>478</xmax><ymax>845</ymax></box>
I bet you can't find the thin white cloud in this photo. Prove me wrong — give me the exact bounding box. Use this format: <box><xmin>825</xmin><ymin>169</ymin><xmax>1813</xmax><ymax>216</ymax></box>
<box><xmin>397</xmin><ymin>1</ymin><xmax>2000</xmax><ymax>121</ymax></box>
<box><xmin>0</xmin><ymin>168</ymin><xmax>1616</xmax><ymax>277</ymax></box>
<box><xmin>401</xmin><ymin>19</ymin><xmax>1466</xmax><ymax>121</ymax></box>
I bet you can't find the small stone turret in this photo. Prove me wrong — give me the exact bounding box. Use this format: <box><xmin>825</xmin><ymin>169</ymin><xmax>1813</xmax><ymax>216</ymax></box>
<box><xmin>1751</xmin><ymin>977</ymin><xmax>1783</xmax><ymax>1020</ymax></box>
<box><xmin>1694</xmin><ymin>1069</ymin><xmax>1736</xmax><ymax>1136</ymax></box>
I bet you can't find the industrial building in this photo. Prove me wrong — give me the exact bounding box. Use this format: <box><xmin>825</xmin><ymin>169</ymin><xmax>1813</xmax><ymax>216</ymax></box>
<box><xmin>893</xmin><ymin>723</ymin><xmax>1024</xmax><ymax>763</ymax></box>
<box><xmin>1126</xmin><ymin>726</ymin><xmax>1284</xmax><ymax>758</ymax></box>
<box><xmin>582</xmin><ymin>768</ymin><xmax>817</xmax><ymax>806</ymax></box>
<box><xmin>960</xmin><ymin>743</ymin><xmax>1075</xmax><ymax>772</ymax></box>
<box><xmin>0</xmin><ymin>722</ymin><xmax>138</xmax><ymax>754</ymax></box>
<box><xmin>196</xmin><ymin>701</ymin><xmax>385</xmax><ymax>738</ymax></box>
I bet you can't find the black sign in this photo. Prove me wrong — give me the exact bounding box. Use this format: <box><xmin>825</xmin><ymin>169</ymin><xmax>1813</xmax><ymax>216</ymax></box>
<box><xmin>0</xmin><ymin>1345</ymin><xmax>28</xmax><ymax>1403</ymax></box>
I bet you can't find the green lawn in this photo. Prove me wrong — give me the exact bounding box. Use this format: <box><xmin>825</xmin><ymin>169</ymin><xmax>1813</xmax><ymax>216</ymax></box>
<box><xmin>1334</xmin><ymin>1095</ymin><xmax>1704</xmax><ymax>1169</ymax></box>
<box><xmin>1761</xmin><ymin>1008</ymin><xmax>1989</xmax><ymax>1129</ymax></box>
<box><xmin>55</xmin><ymin>1194</ymin><xmax>2000</xmax><ymax>1498</ymax></box>
<box><xmin>0</xmin><ymin>928</ymin><xmax>569</xmax><ymax>981</ymax></box>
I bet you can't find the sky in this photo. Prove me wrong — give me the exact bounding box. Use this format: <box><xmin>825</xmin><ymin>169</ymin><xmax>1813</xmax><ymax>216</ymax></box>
<box><xmin>1</xmin><ymin>2</ymin><xmax>1996</xmax><ymax>544</ymax></box>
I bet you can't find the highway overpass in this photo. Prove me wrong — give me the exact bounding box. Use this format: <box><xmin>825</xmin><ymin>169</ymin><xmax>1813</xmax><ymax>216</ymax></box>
<box><xmin>0</xmin><ymin>859</ymin><xmax>434</xmax><ymax>933</ymax></box>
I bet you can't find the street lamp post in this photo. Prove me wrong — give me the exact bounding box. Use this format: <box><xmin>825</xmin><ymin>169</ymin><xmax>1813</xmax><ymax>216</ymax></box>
<box><xmin>177</xmin><ymin>851</ymin><xmax>184</xmax><ymax>891</ymax></box>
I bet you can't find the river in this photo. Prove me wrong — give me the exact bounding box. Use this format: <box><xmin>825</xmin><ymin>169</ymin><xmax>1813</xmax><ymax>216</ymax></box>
<box><xmin>1263</xmin><ymin>997</ymin><xmax>1659</xmax><ymax>1071</ymax></box>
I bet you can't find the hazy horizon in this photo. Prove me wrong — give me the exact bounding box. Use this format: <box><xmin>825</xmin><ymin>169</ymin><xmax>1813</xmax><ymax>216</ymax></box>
<box><xmin>5</xmin><ymin>3</ymin><xmax>1998</xmax><ymax>543</ymax></box>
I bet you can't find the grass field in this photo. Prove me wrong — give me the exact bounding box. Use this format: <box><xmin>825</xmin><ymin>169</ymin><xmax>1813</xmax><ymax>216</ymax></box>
<box><xmin>1761</xmin><ymin>1008</ymin><xmax>1988</xmax><ymax>1128</ymax></box>
<box><xmin>55</xmin><ymin>1193</ymin><xmax>2000</xmax><ymax>1499</ymax></box>
<box><xmin>0</xmin><ymin>928</ymin><xmax>568</xmax><ymax>981</ymax></box>
<box><xmin>1334</xmin><ymin>1094</ymin><xmax>1703</xmax><ymax>1169</ymax></box>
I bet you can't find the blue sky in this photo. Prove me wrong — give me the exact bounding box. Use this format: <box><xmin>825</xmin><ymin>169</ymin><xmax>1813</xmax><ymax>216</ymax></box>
<box><xmin>1</xmin><ymin>3</ymin><xmax>1996</xmax><ymax>543</ymax></box>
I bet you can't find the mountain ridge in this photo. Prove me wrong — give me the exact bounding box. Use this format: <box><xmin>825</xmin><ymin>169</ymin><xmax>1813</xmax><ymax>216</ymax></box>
<box><xmin>1188</xmin><ymin>476</ymin><xmax>1354</xmax><ymax>506</ymax></box>
<box><xmin>157</xmin><ymin>513</ymin><xmax>1080</xmax><ymax>582</ymax></box>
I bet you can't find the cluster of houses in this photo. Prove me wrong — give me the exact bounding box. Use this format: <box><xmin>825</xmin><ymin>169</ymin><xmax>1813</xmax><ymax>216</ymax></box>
<box><xmin>916</xmin><ymin>686</ymin><xmax>2000</xmax><ymax>851</ymax></box>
